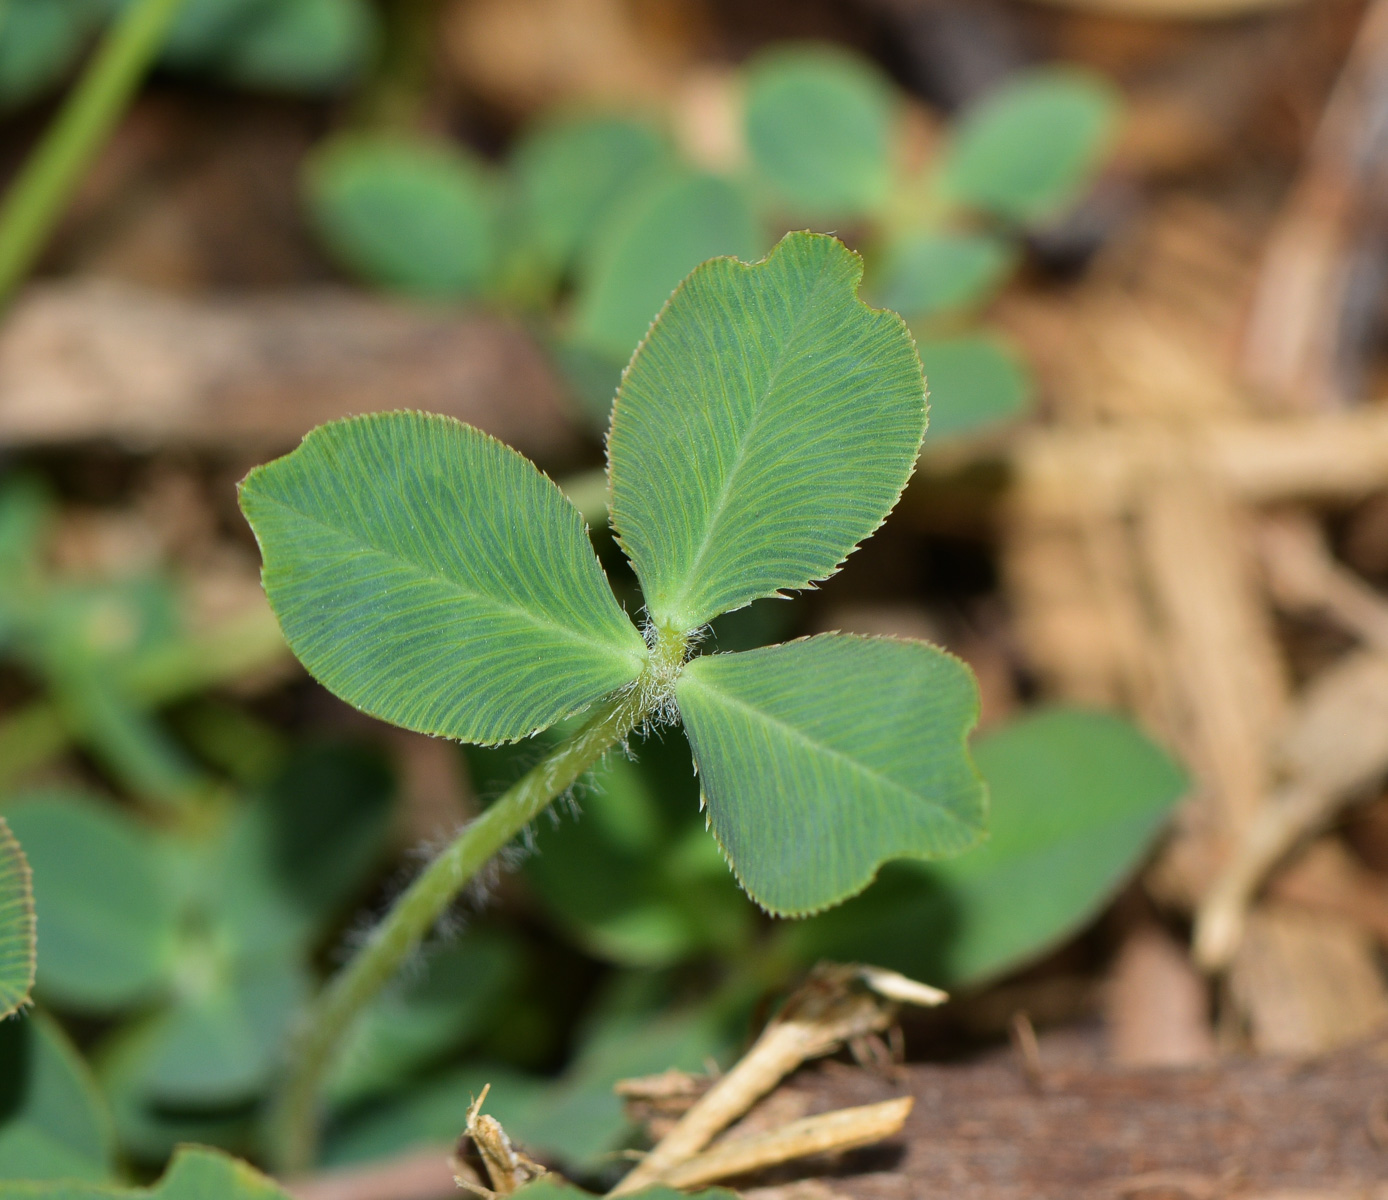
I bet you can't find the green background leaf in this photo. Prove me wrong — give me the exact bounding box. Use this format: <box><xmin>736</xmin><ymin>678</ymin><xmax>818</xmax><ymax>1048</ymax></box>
<box><xmin>240</xmin><ymin>412</ymin><xmax>646</xmax><ymax>745</ymax></box>
<box><xmin>0</xmin><ymin>1013</ymin><xmax>115</xmax><ymax>1183</ymax></box>
<box><xmin>512</xmin><ymin>113</ymin><xmax>670</xmax><ymax>280</ymax></box>
<box><xmin>328</xmin><ymin>933</ymin><xmax>521</xmax><ymax>1105</ymax></box>
<box><xmin>935</xmin><ymin>67</ymin><xmax>1120</xmax><ymax>223</ymax></box>
<box><xmin>0</xmin><ymin>1145</ymin><xmax>293</xmax><ymax>1198</ymax></box>
<box><xmin>677</xmin><ymin>634</ymin><xmax>984</xmax><ymax>915</ymax></box>
<box><xmin>0</xmin><ymin>816</ymin><xmax>35</xmax><ymax>1019</ymax></box>
<box><xmin>609</xmin><ymin>232</ymin><xmax>926</xmax><ymax>632</ymax></box>
<box><xmin>0</xmin><ymin>0</ymin><xmax>97</xmax><ymax>108</ymax></box>
<box><xmin>4</xmin><ymin>793</ymin><xmax>177</xmax><ymax>1013</ymax></box>
<box><xmin>919</xmin><ymin>334</ymin><xmax>1031</xmax><ymax>441</ymax></box>
<box><xmin>571</xmin><ymin>170</ymin><xmax>763</xmax><ymax>362</ymax></box>
<box><xmin>784</xmin><ymin>707</ymin><xmax>1187</xmax><ymax>984</ymax></box>
<box><xmin>157</xmin><ymin>0</ymin><xmax>375</xmax><ymax>92</ymax></box>
<box><xmin>304</xmin><ymin>135</ymin><xmax>500</xmax><ymax>298</ymax></box>
<box><xmin>872</xmin><ymin>231</ymin><xmax>1014</xmax><ymax>320</ymax></box>
<box><xmin>744</xmin><ymin>44</ymin><xmax>895</xmax><ymax>221</ymax></box>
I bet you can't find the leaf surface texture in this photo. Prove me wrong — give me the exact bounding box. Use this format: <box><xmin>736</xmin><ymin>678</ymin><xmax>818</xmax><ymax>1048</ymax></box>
<box><xmin>240</xmin><ymin>412</ymin><xmax>646</xmax><ymax>744</ymax></box>
<box><xmin>609</xmin><ymin>232</ymin><xmax>926</xmax><ymax>631</ymax></box>
<box><xmin>676</xmin><ymin>634</ymin><xmax>984</xmax><ymax>914</ymax></box>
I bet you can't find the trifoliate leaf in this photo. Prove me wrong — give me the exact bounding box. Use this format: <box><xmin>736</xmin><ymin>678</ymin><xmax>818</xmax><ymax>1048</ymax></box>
<box><xmin>676</xmin><ymin>634</ymin><xmax>984</xmax><ymax>915</ymax></box>
<box><xmin>609</xmin><ymin>232</ymin><xmax>926</xmax><ymax>633</ymax></box>
<box><xmin>239</xmin><ymin>412</ymin><xmax>646</xmax><ymax>745</ymax></box>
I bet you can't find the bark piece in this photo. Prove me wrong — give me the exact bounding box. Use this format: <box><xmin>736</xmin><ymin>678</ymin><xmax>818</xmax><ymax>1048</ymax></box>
<box><xmin>740</xmin><ymin>1043</ymin><xmax>1388</xmax><ymax>1200</ymax></box>
<box><xmin>0</xmin><ymin>280</ymin><xmax>579</xmax><ymax>460</ymax></box>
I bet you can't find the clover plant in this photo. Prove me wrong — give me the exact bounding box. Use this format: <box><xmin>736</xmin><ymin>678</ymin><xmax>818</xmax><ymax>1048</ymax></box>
<box><xmin>303</xmin><ymin>46</ymin><xmax>1119</xmax><ymax>440</ymax></box>
<box><xmin>237</xmin><ymin>230</ymin><xmax>987</xmax><ymax>1167</ymax></box>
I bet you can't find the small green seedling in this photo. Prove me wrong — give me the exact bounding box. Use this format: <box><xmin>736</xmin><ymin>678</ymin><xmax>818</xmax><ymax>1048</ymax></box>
<box><xmin>302</xmin><ymin>46</ymin><xmax>1119</xmax><ymax>440</ymax></box>
<box><xmin>239</xmin><ymin>231</ymin><xmax>987</xmax><ymax>1167</ymax></box>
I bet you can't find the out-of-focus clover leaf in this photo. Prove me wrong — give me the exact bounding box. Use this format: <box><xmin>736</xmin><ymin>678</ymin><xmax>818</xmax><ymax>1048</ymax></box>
<box><xmin>934</xmin><ymin>67</ymin><xmax>1120</xmax><ymax>225</ymax></box>
<box><xmin>570</xmin><ymin>169</ymin><xmax>763</xmax><ymax>363</ymax></box>
<box><xmin>156</xmin><ymin>0</ymin><xmax>375</xmax><ymax>93</ymax></box>
<box><xmin>743</xmin><ymin>43</ymin><xmax>895</xmax><ymax>222</ymax></box>
<box><xmin>327</xmin><ymin>933</ymin><xmax>522</xmax><ymax>1106</ymax></box>
<box><xmin>522</xmin><ymin>752</ymin><xmax>752</xmax><ymax>968</ymax></box>
<box><xmin>94</xmin><ymin>1018</ymin><xmax>256</xmax><ymax>1166</ymax></box>
<box><xmin>1</xmin><ymin>1144</ymin><xmax>294</xmax><ymax>1198</ymax></box>
<box><xmin>324</xmin><ymin>999</ymin><xmax>731</xmax><ymax>1175</ymax></box>
<box><xmin>511</xmin><ymin>113</ymin><xmax>671</xmax><ymax>281</ymax></box>
<box><xmin>304</xmin><ymin>134</ymin><xmax>502</xmax><ymax>299</ymax></box>
<box><xmin>919</xmin><ymin>334</ymin><xmax>1031</xmax><ymax>441</ymax></box>
<box><xmin>211</xmin><ymin>742</ymin><xmax>395</xmax><ymax>959</ymax></box>
<box><xmin>0</xmin><ymin>0</ymin><xmax>99</xmax><ymax>109</ymax></box>
<box><xmin>781</xmin><ymin>708</ymin><xmax>1186</xmax><ymax>986</ymax></box>
<box><xmin>872</xmin><ymin>230</ymin><xmax>1014</xmax><ymax>320</ymax></box>
<box><xmin>0</xmin><ymin>1013</ymin><xmax>115</xmax><ymax>1183</ymax></box>
<box><xmin>3</xmin><ymin>791</ymin><xmax>179</xmax><ymax>1013</ymax></box>
<box><xmin>133</xmin><ymin>956</ymin><xmax>309</xmax><ymax>1108</ymax></box>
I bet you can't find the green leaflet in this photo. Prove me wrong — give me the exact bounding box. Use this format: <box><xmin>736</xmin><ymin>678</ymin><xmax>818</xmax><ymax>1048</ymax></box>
<box><xmin>4</xmin><ymin>793</ymin><xmax>178</xmax><ymax>1013</ymax></box>
<box><xmin>0</xmin><ymin>1013</ymin><xmax>115</xmax><ymax>1183</ymax></box>
<box><xmin>0</xmin><ymin>816</ymin><xmax>35</xmax><ymax>1019</ymax></box>
<box><xmin>783</xmin><ymin>708</ymin><xmax>1187</xmax><ymax>985</ymax></box>
<box><xmin>872</xmin><ymin>230</ymin><xmax>1014</xmax><ymax>320</ymax></box>
<box><xmin>609</xmin><ymin>232</ymin><xmax>926</xmax><ymax>633</ymax></box>
<box><xmin>0</xmin><ymin>1145</ymin><xmax>293</xmax><ymax>1198</ymax></box>
<box><xmin>511</xmin><ymin>113</ymin><xmax>670</xmax><ymax>279</ymax></box>
<box><xmin>571</xmin><ymin>169</ymin><xmax>763</xmax><ymax>363</ymax></box>
<box><xmin>0</xmin><ymin>0</ymin><xmax>97</xmax><ymax>109</ymax></box>
<box><xmin>304</xmin><ymin>134</ymin><xmax>500</xmax><ymax>298</ymax></box>
<box><xmin>239</xmin><ymin>412</ymin><xmax>647</xmax><ymax>745</ymax></box>
<box><xmin>743</xmin><ymin>44</ymin><xmax>895</xmax><ymax>222</ymax></box>
<box><xmin>919</xmin><ymin>334</ymin><xmax>1031</xmax><ymax>441</ymax></box>
<box><xmin>676</xmin><ymin>634</ymin><xmax>985</xmax><ymax>916</ymax></box>
<box><xmin>157</xmin><ymin>0</ymin><xmax>375</xmax><ymax>92</ymax></box>
<box><xmin>935</xmin><ymin>67</ymin><xmax>1120</xmax><ymax>224</ymax></box>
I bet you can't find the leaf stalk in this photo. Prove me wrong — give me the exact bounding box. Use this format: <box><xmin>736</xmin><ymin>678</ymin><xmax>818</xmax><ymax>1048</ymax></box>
<box><xmin>269</xmin><ymin>636</ymin><xmax>684</xmax><ymax>1174</ymax></box>
<box><xmin>0</xmin><ymin>0</ymin><xmax>186</xmax><ymax>306</ymax></box>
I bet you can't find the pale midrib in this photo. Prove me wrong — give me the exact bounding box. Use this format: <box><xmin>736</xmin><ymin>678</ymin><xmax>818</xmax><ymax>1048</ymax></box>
<box><xmin>252</xmin><ymin>489</ymin><xmax>639</xmax><ymax>665</ymax></box>
<box><xmin>691</xmin><ymin>678</ymin><xmax>978</xmax><ymax>836</ymax></box>
<box><xmin>663</xmin><ymin>264</ymin><xmax>837</xmax><ymax>625</ymax></box>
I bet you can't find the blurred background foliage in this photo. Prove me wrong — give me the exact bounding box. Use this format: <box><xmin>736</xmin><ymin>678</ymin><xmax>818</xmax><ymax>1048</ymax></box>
<box><xmin>0</xmin><ymin>0</ymin><xmax>1194</xmax><ymax>1191</ymax></box>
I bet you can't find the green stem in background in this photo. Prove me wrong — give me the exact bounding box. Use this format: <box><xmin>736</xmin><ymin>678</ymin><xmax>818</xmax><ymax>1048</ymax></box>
<box><xmin>270</xmin><ymin>629</ymin><xmax>689</xmax><ymax>1175</ymax></box>
<box><xmin>0</xmin><ymin>0</ymin><xmax>186</xmax><ymax>306</ymax></box>
<box><xmin>0</xmin><ymin>606</ymin><xmax>287</xmax><ymax>792</ymax></box>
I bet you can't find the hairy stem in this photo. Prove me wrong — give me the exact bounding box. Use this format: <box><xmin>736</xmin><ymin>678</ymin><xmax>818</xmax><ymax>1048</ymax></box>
<box><xmin>0</xmin><ymin>0</ymin><xmax>186</xmax><ymax>306</ymax></box>
<box><xmin>269</xmin><ymin>637</ymin><xmax>685</xmax><ymax>1174</ymax></box>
